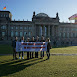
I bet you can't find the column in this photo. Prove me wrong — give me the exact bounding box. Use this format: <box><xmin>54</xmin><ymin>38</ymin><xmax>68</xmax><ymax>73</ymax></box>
<box><xmin>39</xmin><ymin>26</ymin><xmax>41</xmax><ymax>37</ymax></box>
<box><xmin>32</xmin><ymin>24</ymin><xmax>35</xmax><ymax>37</ymax></box>
<box><xmin>43</xmin><ymin>26</ymin><xmax>45</xmax><ymax>37</ymax></box>
<box><xmin>46</xmin><ymin>26</ymin><xmax>48</xmax><ymax>37</ymax></box>
<box><xmin>45</xmin><ymin>26</ymin><xmax>46</xmax><ymax>37</ymax></box>
<box><xmin>52</xmin><ymin>25</ymin><xmax>54</xmax><ymax>37</ymax></box>
<box><xmin>22</xmin><ymin>26</ymin><xmax>23</xmax><ymax>37</ymax></box>
<box><xmin>48</xmin><ymin>25</ymin><xmax>50</xmax><ymax>38</ymax></box>
<box><xmin>18</xmin><ymin>25</ymin><xmax>20</xmax><ymax>37</ymax></box>
<box><xmin>36</xmin><ymin>26</ymin><xmax>39</xmax><ymax>36</ymax></box>
<box><xmin>13</xmin><ymin>26</ymin><xmax>15</xmax><ymax>37</ymax></box>
<box><xmin>40</xmin><ymin>26</ymin><xmax>42</xmax><ymax>36</ymax></box>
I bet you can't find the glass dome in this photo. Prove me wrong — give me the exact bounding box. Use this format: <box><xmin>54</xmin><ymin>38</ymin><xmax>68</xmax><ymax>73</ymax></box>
<box><xmin>36</xmin><ymin>13</ymin><xmax>49</xmax><ymax>17</ymax></box>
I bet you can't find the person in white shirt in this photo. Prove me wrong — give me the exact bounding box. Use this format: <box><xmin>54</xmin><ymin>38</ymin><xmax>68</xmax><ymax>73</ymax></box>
<box><xmin>19</xmin><ymin>36</ymin><xmax>24</xmax><ymax>59</ymax></box>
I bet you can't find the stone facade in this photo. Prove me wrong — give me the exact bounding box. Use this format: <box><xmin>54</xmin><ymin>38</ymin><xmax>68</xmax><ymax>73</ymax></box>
<box><xmin>0</xmin><ymin>11</ymin><xmax>77</xmax><ymax>46</ymax></box>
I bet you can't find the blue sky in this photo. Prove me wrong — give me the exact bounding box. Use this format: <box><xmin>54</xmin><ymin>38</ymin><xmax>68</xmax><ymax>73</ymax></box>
<box><xmin>0</xmin><ymin>0</ymin><xmax>77</xmax><ymax>22</ymax></box>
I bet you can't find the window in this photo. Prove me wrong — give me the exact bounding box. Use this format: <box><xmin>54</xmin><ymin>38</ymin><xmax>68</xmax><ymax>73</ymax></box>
<box><xmin>71</xmin><ymin>33</ymin><xmax>73</xmax><ymax>38</ymax></box>
<box><xmin>6</xmin><ymin>15</ymin><xmax>8</xmax><ymax>17</ymax></box>
<box><xmin>24</xmin><ymin>27</ymin><xmax>27</xmax><ymax>29</ymax></box>
<box><xmin>1</xmin><ymin>25</ymin><xmax>6</xmax><ymax>29</ymax></box>
<box><xmin>29</xmin><ymin>32</ymin><xmax>31</xmax><ymax>36</ymax></box>
<box><xmin>59</xmin><ymin>33</ymin><xmax>61</xmax><ymax>37</ymax></box>
<box><xmin>72</xmin><ymin>28</ymin><xmax>74</xmax><ymax>31</ymax></box>
<box><xmin>72</xmin><ymin>28</ymin><xmax>76</xmax><ymax>31</ymax></box>
<box><xmin>75</xmin><ymin>33</ymin><xmax>76</xmax><ymax>37</ymax></box>
<box><xmin>11</xmin><ymin>27</ymin><xmax>13</xmax><ymax>29</ymax></box>
<box><xmin>11</xmin><ymin>31</ymin><xmax>14</xmax><ymax>37</ymax></box>
<box><xmin>15</xmin><ymin>32</ymin><xmax>18</xmax><ymax>36</ymax></box>
<box><xmin>29</xmin><ymin>27</ymin><xmax>31</xmax><ymax>30</ymax></box>
<box><xmin>20</xmin><ymin>32</ymin><xmax>23</xmax><ymax>37</ymax></box>
<box><xmin>4</xmin><ymin>14</ymin><xmax>5</xmax><ymax>17</ymax></box>
<box><xmin>67</xmin><ymin>28</ymin><xmax>69</xmax><ymax>31</ymax></box>
<box><xmin>16</xmin><ymin>27</ymin><xmax>18</xmax><ymax>29</ymax></box>
<box><xmin>65</xmin><ymin>28</ymin><xmax>68</xmax><ymax>31</ymax></box>
<box><xmin>20</xmin><ymin>27</ymin><xmax>23</xmax><ymax>29</ymax></box>
<box><xmin>1</xmin><ymin>15</ymin><xmax>3</xmax><ymax>17</ymax></box>
<box><xmin>73</xmin><ymin>33</ymin><xmax>75</xmax><ymax>37</ymax></box>
<box><xmin>67</xmin><ymin>33</ymin><xmax>69</xmax><ymax>38</ymax></box>
<box><xmin>60</xmin><ymin>28</ymin><xmax>62</xmax><ymax>31</ymax></box>
<box><xmin>76</xmin><ymin>33</ymin><xmax>77</xmax><ymax>37</ymax></box>
<box><xmin>2</xmin><ymin>32</ymin><xmax>5</xmax><ymax>37</ymax></box>
<box><xmin>63</xmin><ymin>28</ymin><xmax>65</xmax><ymax>31</ymax></box>
<box><xmin>24</xmin><ymin>32</ymin><xmax>27</xmax><ymax>36</ymax></box>
<box><xmin>63</xmin><ymin>33</ymin><xmax>65</xmax><ymax>38</ymax></box>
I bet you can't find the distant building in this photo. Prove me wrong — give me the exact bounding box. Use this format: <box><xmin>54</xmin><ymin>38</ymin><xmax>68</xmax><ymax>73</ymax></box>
<box><xmin>0</xmin><ymin>11</ymin><xmax>77</xmax><ymax>46</ymax></box>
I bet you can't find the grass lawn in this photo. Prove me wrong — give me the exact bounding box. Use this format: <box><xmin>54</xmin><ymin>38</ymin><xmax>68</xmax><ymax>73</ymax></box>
<box><xmin>0</xmin><ymin>45</ymin><xmax>77</xmax><ymax>54</ymax></box>
<box><xmin>0</xmin><ymin>46</ymin><xmax>77</xmax><ymax>77</ymax></box>
<box><xmin>0</xmin><ymin>55</ymin><xmax>77</xmax><ymax>77</ymax></box>
<box><xmin>51</xmin><ymin>46</ymin><xmax>77</xmax><ymax>54</ymax></box>
<box><xmin>0</xmin><ymin>45</ymin><xmax>13</xmax><ymax>54</ymax></box>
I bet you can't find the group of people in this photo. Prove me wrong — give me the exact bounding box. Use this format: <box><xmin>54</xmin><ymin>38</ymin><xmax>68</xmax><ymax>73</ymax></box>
<box><xmin>12</xmin><ymin>36</ymin><xmax>51</xmax><ymax>60</ymax></box>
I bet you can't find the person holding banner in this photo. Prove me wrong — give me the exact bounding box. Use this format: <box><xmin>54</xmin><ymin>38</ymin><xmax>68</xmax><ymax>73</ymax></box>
<box><xmin>35</xmin><ymin>36</ymin><xmax>39</xmax><ymax>58</ymax></box>
<box><xmin>27</xmin><ymin>38</ymin><xmax>30</xmax><ymax>59</ymax></box>
<box><xmin>30</xmin><ymin>36</ymin><xmax>35</xmax><ymax>58</ymax></box>
<box><xmin>12</xmin><ymin>37</ymin><xmax>18</xmax><ymax>60</ymax></box>
<box><xmin>40</xmin><ymin>36</ymin><xmax>45</xmax><ymax>59</ymax></box>
<box><xmin>19</xmin><ymin>36</ymin><xmax>24</xmax><ymax>59</ymax></box>
<box><xmin>47</xmin><ymin>38</ymin><xmax>51</xmax><ymax>59</ymax></box>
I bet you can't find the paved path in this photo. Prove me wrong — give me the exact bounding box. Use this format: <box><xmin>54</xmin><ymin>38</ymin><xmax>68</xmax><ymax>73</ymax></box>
<box><xmin>51</xmin><ymin>54</ymin><xmax>77</xmax><ymax>56</ymax></box>
<box><xmin>0</xmin><ymin>53</ymin><xmax>77</xmax><ymax>56</ymax></box>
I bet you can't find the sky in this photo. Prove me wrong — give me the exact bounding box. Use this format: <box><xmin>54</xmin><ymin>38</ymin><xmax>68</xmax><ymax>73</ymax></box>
<box><xmin>0</xmin><ymin>0</ymin><xmax>77</xmax><ymax>22</ymax></box>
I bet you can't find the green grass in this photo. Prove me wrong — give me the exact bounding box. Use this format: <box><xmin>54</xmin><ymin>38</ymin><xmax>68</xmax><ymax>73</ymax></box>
<box><xmin>0</xmin><ymin>55</ymin><xmax>77</xmax><ymax>77</ymax></box>
<box><xmin>0</xmin><ymin>46</ymin><xmax>77</xmax><ymax>77</ymax></box>
<box><xmin>0</xmin><ymin>45</ymin><xmax>13</xmax><ymax>54</ymax></box>
<box><xmin>51</xmin><ymin>46</ymin><xmax>77</xmax><ymax>54</ymax></box>
<box><xmin>0</xmin><ymin>45</ymin><xmax>77</xmax><ymax>54</ymax></box>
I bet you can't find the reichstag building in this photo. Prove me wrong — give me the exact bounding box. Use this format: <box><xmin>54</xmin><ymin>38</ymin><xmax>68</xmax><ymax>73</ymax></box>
<box><xmin>0</xmin><ymin>11</ymin><xmax>77</xmax><ymax>46</ymax></box>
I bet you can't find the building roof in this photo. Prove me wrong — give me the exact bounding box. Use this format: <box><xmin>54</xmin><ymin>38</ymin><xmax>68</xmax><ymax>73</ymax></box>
<box><xmin>35</xmin><ymin>13</ymin><xmax>49</xmax><ymax>17</ymax></box>
<box><xmin>0</xmin><ymin>11</ymin><xmax>11</xmax><ymax>13</ymax></box>
<box><xmin>10</xmin><ymin>21</ymin><xmax>33</xmax><ymax>24</ymax></box>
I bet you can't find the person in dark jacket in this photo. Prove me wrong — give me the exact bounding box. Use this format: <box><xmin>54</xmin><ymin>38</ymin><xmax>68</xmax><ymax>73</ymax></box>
<box><xmin>47</xmin><ymin>38</ymin><xmax>51</xmax><ymax>59</ymax></box>
<box><xmin>30</xmin><ymin>36</ymin><xmax>35</xmax><ymax>58</ymax></box>
<box><xmin>35</xmin><ymin>36</ymin><xmax>39</xmax><ymax>58</ymax></box>
<box><xmin>12</xmin><ymin>37</ymin><xmax>18</xmax><ymax>60</ymax></box>
<box><xmin>27</xmin><ymin>38</ymin><xmax>30</xmax><ymax>59</ymax></box>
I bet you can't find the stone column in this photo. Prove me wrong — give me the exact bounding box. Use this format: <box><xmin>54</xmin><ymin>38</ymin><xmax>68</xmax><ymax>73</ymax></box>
<box><xmin>52</xmin><ymin>25</ymin><xmax>54</xmax><ymax>37</ymax></box>
<box><xmin>39</xmin><ymin>26</ymin><xmax>41</xmax><ymax>37</ymax></box>
<box><xmin>13</xmin><ymin>26</ymin><xmax>15</xmax><ymax>37</ymax></box>
<box><xmin>50</xmin><ymin>25</ymin><xmax>54</xmax><ymax>46</ymax></box>
<box><xmin>57</xmin><ymin>26</ymin><xmax>61</xmax><ymax>46</ymax></box>
<box><xmin>0</xmin><ymin>23</ymin><xmax>1</xmax><ymax>38</ymax></box>
<box><xmin>36</xmin><ymin>26</ymin><xmax>39</xmax><ymax>37</ymax></box>
<box><xmin>46</xmin><ymin>26</ymin><xmax>48</xmax><ymax>37</ymax></box>
<box><xmin>22</xmin><ymin>27</ymin><xmax>24</xmax><ymax>37</ymax></box>
<box><xmin>7</xmin><ymin>24</ymin><xmax>9</xmax><ymax>40</ymax></box>
<box><xmin>48</xmin><ymin>25</ymin><xmax>50</xmax><ymax>38</ymax></box>
<box><xmin>18</xmin><ymin>25</ymin><xmax>20</xmax><ymax>37</ymax></box>
<box><xmin>40</xmin><ymin>26</ymin><xmax>42</xmax><ymax>36</ymax></box>
<box><xmin>44</xmin><ymin>26</ymin><xmax>46</xmax><ymax>37</ymax></box>
<box><xmin>43</xmin><ymin>25</ymin><xmax>45</xmax><ymax>37</ymax></box>
<box><xmin>32</xmin><ymin>24</ymin><xmax>35</xmax><ymax>37</ymax></box>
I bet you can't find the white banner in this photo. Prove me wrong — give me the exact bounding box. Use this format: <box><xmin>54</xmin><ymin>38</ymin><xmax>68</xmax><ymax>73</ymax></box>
<box><xmin>16</xmin><ymin>42</ymin><xmax>47</xmax><ymax>52</ymax></box>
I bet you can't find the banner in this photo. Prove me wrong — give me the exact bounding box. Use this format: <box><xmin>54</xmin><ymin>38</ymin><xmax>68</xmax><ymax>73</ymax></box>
<box><xmin>16</xmin><ymin>42</ymin><xmax>47</xmax><ymax>52</ymax></box>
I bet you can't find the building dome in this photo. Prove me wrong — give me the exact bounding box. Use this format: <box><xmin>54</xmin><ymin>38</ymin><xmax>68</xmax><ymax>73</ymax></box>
<box><xmin>36</xmin><ymin>13</ymin><xmax>49</xmax><ymax>17</ymax></box>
